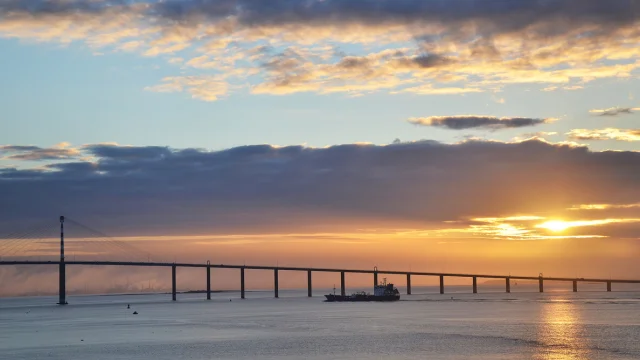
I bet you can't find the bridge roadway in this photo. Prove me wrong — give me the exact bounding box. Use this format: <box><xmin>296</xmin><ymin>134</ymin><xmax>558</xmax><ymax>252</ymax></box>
<box><xmin>1</xmin><ymin>260</ymin><xmax>638</xmax><ymax>303</ymax></box>
<box><xmin>2</xmin><ymin>260</ymin><xmax>640</xmax><ymax>283</ymax></box>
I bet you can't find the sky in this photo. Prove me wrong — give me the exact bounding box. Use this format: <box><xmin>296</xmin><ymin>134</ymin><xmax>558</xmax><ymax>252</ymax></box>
<box><xmin>1</xmin><ymin>0</ymin><xmax>640</xmax><ymax>293</ymax></box>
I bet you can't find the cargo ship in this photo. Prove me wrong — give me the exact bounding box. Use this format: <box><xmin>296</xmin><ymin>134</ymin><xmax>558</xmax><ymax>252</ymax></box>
<box><xmin>325</xmin><ymin>278</ymin><xmax>400</xmax><ymax>302</ymax></box>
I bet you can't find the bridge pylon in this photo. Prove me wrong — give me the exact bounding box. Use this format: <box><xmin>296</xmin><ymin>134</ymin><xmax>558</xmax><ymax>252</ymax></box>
<box><xmin>57</xmin><ymin>216</ymin><xmax>67</xmax><ymax>305</ymax></box>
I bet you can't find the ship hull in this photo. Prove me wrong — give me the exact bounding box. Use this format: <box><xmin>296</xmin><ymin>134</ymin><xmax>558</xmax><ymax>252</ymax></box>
<box><xmin>324</xmin><ymin>294</ymin><xmax>400</xmax><ymax>302</ymax></box>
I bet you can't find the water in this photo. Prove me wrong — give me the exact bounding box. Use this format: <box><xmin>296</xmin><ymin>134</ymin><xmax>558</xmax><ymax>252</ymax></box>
<box><xmin>2</xmin><ymin>287</ymin><xmax>640</xmax><ymax>359</ymax></box>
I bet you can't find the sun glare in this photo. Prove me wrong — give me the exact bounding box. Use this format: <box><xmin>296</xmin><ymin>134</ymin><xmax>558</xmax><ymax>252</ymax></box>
<box><xmin>538</xmin><ymin>220</ymin><xmax>571</xmax><ymax>232</ymax></box>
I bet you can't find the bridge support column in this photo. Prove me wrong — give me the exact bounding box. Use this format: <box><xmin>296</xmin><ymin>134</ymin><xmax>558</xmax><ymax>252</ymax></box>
<box><xmin>274</xmin><ymin>269</ymin><xmax>279</xmax><ymax>298</ymax></box>
<box><xmin>406</xmin><ymin>274</ymin><xmax>412</xmax><ymax>295</ymax></box>
<box><xmin>58</xmin><ymin>216</ymin><xmax>67</xmax><ymax>305</ymax></box>
<box><xmin>58</xmin><ymin>262</ymin><xmax>67</xmax><ymax>305</ymax></box>
<box><xmin>206</xmin><ymin>263</ymin><xmax>211</xmax><ymax>300</ymax></box>
<box><xmin>439</xmin><ymin>275</ymin><xmax>444</xmax><ymax>294</ymax></box>
<box><xmin>341</xmin><ymin>271</ymin><xmax>346</xmax><ymax>296</ymax></box>
<box><xmin>506</xmin><ymin>278</ymin><xmax>511</xmax><ymax>293</ymax></box>
<box><xmin>472</xmin><ymin>276</ymin><xmax>477</xmax><ymax>294</ymax></box>
<box><xmin>607</xmin><ymin>281</ymin><xmax>612</xmax><ymax>292</ymax></box>
<box><xmin>172</xmin><ymin>264</ymin><xmax>177</xmax><ymax>301</ymax></box>
<box><xmin>307</xmin><ymin>270</ymin><xmax>312</xmax><ymax>297</ymax></box>
<box><xmin>240</xmin><ymin>267</ymin><xmax>245</xmax><ymax>299</ymax></box>
<box><xmin>539</xmin><ymin>278</ymin><xmax>544</xmax><ymax>293</ymax></box>
<box><xmin>573</xmin><ymin>280</ymin><xmax>577</xmax><ymax>292</ymax></box>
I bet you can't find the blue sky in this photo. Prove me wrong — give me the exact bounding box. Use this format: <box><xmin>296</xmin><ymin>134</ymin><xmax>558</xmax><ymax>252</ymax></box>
<box><xmin>2</xmin><ymin>36</ymin><xmax>637</xmax><ymax>150</ymax></box>
<box><xmin>1</xmin><ymin>0</ymin><xmax>639</xmax><ymax>157</ymax></box>
<box><xmin>2</xmin><ymin>37</ymin><xmax>638</xmax><ymax>154</ymax></box>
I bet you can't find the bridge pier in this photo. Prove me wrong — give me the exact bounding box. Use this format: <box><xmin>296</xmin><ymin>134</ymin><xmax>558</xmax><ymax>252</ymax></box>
<box><xmin>274</xmin><ymin>269</ymin><xmax>279</xmax><ymax>298</ymax></box>
<box><xmin>57</xmin><ymin>216</ymin><xmax>67</xmax><ymax>305</ymax></box>
<box><xmin>607</xmin><ymin>281</ymin><xmax>612</xmax><ymax>292</ymax></box>
<box><xmin>58</xmin><ymin>262</ymin><xmax>67</xmax><ymax>305</ymax></box>
<box><xmin>472</xmin><ymin>276</ymin><xmax>477</xmax><ymax>294</ymax></box>
<box><xmin>206</xmin><ymin>262</ymin><xmax>211</xmax><ymax>300</ymax></box>
<box><xmin>307</xmin><ymin>270</ymin><xmax>312</xmax><ymax>297</ymax></box>
<box><xmin>573</xmin><ymin>280</ymin><xmax>577</xmax><ymax>292</ymax></box>
<box><xmin>506</xmin><ymin>277</ymin><xmax>510</xmax><ymax>293</ymax></box>
<box><xmin>539</xmin><ymin>277</ymin><xmax>544</xmax><ymax>293</ymax></box>
<box><xmin>240</xmin><ymin>267</ymin><xmax>245</xmax><ymax>299</ymax></box>
<box><xmin>172</xmin><ymin>264</ymin><xmax>177</xmax><ymax>301</ymax></box>
<box><xmin>341</xmin><ymin>271</ymin><xmax>346</xmax><ymax>296</ymax></box>
<box><xmin>439</xmin><ymin>275</ymin><xmax>444</xmax><ymax>294</ymax></box>
<box><xmin>406</xmin><ymin>274</ymin><xmax>412</xmax><ymax>295</ymax></box>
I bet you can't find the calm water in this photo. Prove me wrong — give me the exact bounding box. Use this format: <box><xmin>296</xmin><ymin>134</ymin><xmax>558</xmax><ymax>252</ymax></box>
<box><xmin>1</xmin><ymin>286</ymin><xmax>640</xmax><ymax>359</ymax></box>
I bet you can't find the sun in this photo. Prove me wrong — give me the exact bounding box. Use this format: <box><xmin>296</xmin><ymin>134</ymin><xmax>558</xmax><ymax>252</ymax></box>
<box><xmin>538</xmin><ymin>220</ymin><xmax>571</xmax><ymax>232</ymax></box>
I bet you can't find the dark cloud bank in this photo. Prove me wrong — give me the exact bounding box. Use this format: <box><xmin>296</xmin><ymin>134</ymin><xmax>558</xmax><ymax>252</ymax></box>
<box><xmin>1</xmin><ymin>140</ymin><xmax>639</xmax><ymax>236</ymax></box>
<box><xmin>2</xmin><ymin>0</ymin><xmax>639</xmax><ymax>36</ymax></box>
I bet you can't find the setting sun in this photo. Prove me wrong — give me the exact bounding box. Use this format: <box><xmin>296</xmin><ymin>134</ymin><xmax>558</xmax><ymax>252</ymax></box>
<box><xmin>538</xmin><ymin>220</ymin><xmax>571</xmax><ymax>232</ymax></box>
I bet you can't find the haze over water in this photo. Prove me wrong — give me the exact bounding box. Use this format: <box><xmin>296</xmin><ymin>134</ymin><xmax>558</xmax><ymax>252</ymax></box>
<box><xmin>2</xmin><ymin>286</ymin><xmax>640</xmax><ymax>360</ymax></box>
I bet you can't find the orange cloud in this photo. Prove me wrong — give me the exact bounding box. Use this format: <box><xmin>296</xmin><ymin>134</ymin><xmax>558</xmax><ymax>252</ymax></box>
<box><xmin>566</xmin><ymin>128</ymin><xmax>640</xmax><ymax>141</ymax></box>
<box><xmin>2</xmin><ymin>1</ymin><xmax>640</xmax><ymax>100</ymax></box>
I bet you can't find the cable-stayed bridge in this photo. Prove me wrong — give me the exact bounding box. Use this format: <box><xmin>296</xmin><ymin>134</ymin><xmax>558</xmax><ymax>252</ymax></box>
<box><xmin>1</xmin><ymin>217</ymin><xmax>639</xmax><ymax>305</ymax></box>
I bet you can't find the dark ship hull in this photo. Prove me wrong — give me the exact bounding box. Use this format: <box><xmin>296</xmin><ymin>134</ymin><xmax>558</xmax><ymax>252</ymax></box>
<box><xmin>324</xmin><ymin>294</ymin><xmax>400</xmax><ymax>302</ymax></box>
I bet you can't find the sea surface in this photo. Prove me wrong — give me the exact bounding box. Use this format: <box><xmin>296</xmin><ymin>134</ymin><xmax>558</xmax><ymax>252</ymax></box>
<box><xmin>1</xmin><ymin>285</ymin><xmax>640</xmax><ymax>360</ymax></box>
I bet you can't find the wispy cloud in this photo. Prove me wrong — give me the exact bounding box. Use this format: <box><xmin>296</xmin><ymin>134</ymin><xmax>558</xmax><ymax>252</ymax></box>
<box><xmin>144</xmin><ymin>76</ymin><xmax>229</xmax><ymax>101</ymax></box>
<box><xmin>512</xmin><ymin>132</ymin><xmax>559</xmax><ymax>141</ymax></box>
<box><xmin>436</xmin><ymin>216</ymin><xmax>640</xmax><ymax>241</ymax></box>
<box><xmin>535</xmin><ymin>219</ymin><xmax>640</xmax><ymax>230</ymax></box>
<box><xmin>434</xmin><ymin>216</ymin><xmax>608</xmax><ymax>240</ymax></box>
<box><xmin>568</xmin><ymin>203</ymin><xmax>640</xmax><ymax>210</ymax></box>
<box><xmin>0</xmin><ymin>145</ymin><xmax>80</xmax><ymax>161</ymax></box>
<box><xmin>589</xmin><ymin>107</ymin><xmax>640</xmax><ymax>117</ymax></box>
<box><xmin>543</xmin><ymin>85</ymin><xmax>585</xmax><ymax>92</ymax></box>
<box><xmin>566</xmin><ymin>128</ymin><xmax>640</xmax><ymax>141</ymax></box>
<box><xmin>408</xmin><ymin>116</ymin><xmax>554</xmax><ymax>130</ymax></box>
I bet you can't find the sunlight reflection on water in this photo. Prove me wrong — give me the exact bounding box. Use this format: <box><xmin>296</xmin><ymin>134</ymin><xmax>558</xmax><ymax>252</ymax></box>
<box><xmin>535</xmin><ymin>300</ymin><xmax>589</xmax><ymax>360</ymax></box>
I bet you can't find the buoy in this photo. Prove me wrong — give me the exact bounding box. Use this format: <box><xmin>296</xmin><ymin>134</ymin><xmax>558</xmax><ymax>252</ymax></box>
<box><xmin>127</xmin><ymin>304</ymin><xmax>130</xmax><ymax>309</ymax></box>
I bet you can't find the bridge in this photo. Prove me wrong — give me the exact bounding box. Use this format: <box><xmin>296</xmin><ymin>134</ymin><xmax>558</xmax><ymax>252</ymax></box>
<box><xmin>1</xmin><ymin>216</ymin><xmax>639</xmax><ymax>305</ymax></box>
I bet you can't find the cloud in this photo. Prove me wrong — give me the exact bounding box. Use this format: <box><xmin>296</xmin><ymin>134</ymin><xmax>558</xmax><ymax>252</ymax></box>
<box><xmin>408</xmin><ymin>116</ymin><xmax>553</xmax><ymax>130</ymax></box>
<box><xmin>566</xmin><ymin>128</ymin><xmax>640</xmax><ymax>141</ymax></box>
<box><xmin>434</xmin><ymin>216</ymin><xmax>614</xmax><ymax>240</ymax></box>
<box><xmin>394</xmin><ymin>85</ymin><xmax>483</xmax><ymax>95</ymax></box>
<box><xmin>83</xmin><ymin>144</ymin><xmax>172</xmax><ymax>160</ymax></box>
<box><xmin>535</xmin><ymin>218</ymin><xmax>640</xmax><ymax>230</ymax></box>
<box><xmin>589</xmin><ymin>107</ymin><xmax>640</xmax><ymax>116</ymax></box>
<box><xmin>0</xmin><ymin>145</ymin><xmax>80</xmax><ymax>161</ymax></box>
<box><xmin>543</xmin><ymin>85</ymin><xmax>584</xmax><ymax>92</ymax></box>
<box><xmin>2</xmin><ymin>0</ymin><xmax>640</xmax><ymax>99</ymax></box>
<box><xmin>0</xmin><ymin>139</ymin><xmax>639</xmax><ymax>239</ymax></box>
<box><xmin>568</xmin><ymin>203</ymin><xmax>640</xmax><ymax>210</ymax></box>
<box><xmin>511</xmin><ymin>132</ymin><xmax>559</xmax><ymax>142</ymax></box>
<box><xmin>144</xmin><ymin>76</ymin><xmax>229</xmax><ymax>101</ymax></box>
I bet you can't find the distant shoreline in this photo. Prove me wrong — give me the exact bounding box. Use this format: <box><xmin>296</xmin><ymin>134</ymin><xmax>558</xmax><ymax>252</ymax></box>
<box><xmin>99</xmin><ymin>290</ymin><xmax>239</xmax><ymax>297</ymax></box>
<box><xmin>482</xmin><ymin>279</ymin><xmax>612</xmax><ymax>285</ymax></box>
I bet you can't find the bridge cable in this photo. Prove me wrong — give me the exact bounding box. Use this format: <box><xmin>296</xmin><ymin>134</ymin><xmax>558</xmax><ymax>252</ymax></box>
<box><xmin>64</xmin><ymin>218</ymin><xmax>158</xmax><ymax>263</ymax></box>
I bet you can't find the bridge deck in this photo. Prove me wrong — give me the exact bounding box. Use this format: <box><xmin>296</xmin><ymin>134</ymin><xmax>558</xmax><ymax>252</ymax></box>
<box><xmin>1</xmin><ymin>260</ymin><xmax>638</xmax><ymax>284</ymax></box>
